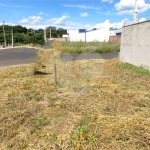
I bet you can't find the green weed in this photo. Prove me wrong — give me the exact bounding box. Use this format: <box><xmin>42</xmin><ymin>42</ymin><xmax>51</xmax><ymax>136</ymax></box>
<box><xmin>121</xmin><ymin>62</ymin><xmax>150</xmax><ymax>77</ymax></box>
<box><xmin>30</xmin><ymin>115</ymin><xmax>50</xmax><ymax>134</ymax></box>
<box><xmin>62</xmin><ymin>41</ymin><xmax>120</xmax><ymax>54</ymax></box>
<box><xmin>70</xmin><ymin>116</ymin><xmax>98</xmax><ymax>149</ymax></box>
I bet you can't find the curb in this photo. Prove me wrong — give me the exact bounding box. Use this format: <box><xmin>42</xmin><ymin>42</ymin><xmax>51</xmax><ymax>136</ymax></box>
<box><xmin>0</xmin><ymin>46</ymin><xmax>40</xmax><ymax>50</ymax></box>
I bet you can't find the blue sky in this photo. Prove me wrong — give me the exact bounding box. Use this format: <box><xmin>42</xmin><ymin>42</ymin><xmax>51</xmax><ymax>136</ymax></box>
<box><xmin>0</xmin><ymin>0</ymin><xmax>150</xmax><ymax>29</ymax></box>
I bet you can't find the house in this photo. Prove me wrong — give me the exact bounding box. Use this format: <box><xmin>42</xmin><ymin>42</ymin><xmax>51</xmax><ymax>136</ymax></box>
<box><xmin>109</xmin><ymin>28</ymin><xmax>122</xmax><ymax>43</ymax></box>
<box><xmin>67</xmin><ymin>28</ymin><xmax>110</xmax><ymax>42</ymax></box>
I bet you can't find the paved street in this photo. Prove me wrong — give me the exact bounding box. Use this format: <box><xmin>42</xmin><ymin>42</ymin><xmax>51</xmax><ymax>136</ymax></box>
<box><xmin>43</xmin><ymin>40</ymin><xmax>54</xmax><ymax>49</ymax></box>
<box><xmin>0</xmin><ymin>47</ymin><xmax>119</xmax><ymax>67</ymax></box>
<box><xmin>62</xmin><ymin>52</ymin><xmax>119</xmax><ymax>62</ymax></box>
<box><xmin>0</xmin><ymin>47</ymin><xmax>38</xmax><ymax>67</ymax></box>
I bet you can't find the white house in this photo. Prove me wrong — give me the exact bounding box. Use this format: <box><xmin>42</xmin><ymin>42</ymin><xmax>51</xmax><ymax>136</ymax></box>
<box><xmin>67</xmin><ymin>28</ymin><xmax>110</xmax><ymax>42</ymax></box>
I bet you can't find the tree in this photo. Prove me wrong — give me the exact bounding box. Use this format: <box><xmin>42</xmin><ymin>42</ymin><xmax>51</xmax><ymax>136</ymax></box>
<box><xmin>12</xmin><ymin>25</ymin><xmax>27</xmax><ymax>33</ymax></box>
<box><xmin>57</xmin><ymin>28</ymin><xmax>67</xmax><ymax>37</ymax></box>
<box><xmin>0</xmin><ymin>25</ymin><xmax>67</xmax><ymax>46</ymax></box>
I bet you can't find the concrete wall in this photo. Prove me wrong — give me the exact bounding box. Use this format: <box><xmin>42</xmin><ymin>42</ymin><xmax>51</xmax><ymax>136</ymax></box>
<box><xmin>68</xmin><ymin>28</ymin><xmax>109</xmax><ymax>42</ymax></box>
<box><xmin>67</xmin><ymin>30</ymin><xmax>79</xmax><ymax>36</ymax></box>
<box><xmin>120</xmin><ymin>21</ymin><xmax>150</xmax><ymax>69</ymax></box>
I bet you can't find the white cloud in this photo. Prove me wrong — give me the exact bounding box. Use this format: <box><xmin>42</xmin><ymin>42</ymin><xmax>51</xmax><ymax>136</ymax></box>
<box><xmin>69</xmin><ymin>19</ymin><xmax>126</xmax><ymax>31</ymax></box>
<box><xmin>15</xmin><ymin>18</ymin><xmax>127</xmax><ymax>31</ymax></box>
<box><xmin>63</xmin><ymin>4</ymin><xmax>100</xmax><ymax>10</ymax></box>
<box><xmin>46</xmin><ymin>15</ymin><xmax>70</xmax><ymax>25</ymax></box>
<box><xmin>20</xmin><ymin>24</ymin><xmax>46</xmax><ymax>30</ymax></box>
<box><xmin>19</xmin><ymin>16</ymin><xmax>43</xmax><ymax>25</ymax></box>
<box><xmin>16</xmin><ymin>13</ymin><xmax>127</xmax><ymax>31</ymax></box>
<box><xmin>101</xmin><ymin>0</ymin><xmax>113</xmax><ymax>3</ymax></box>
<box><xmin>139</xmin><ymin>17</ymin><xmax>146</xmax><ymax>22</ymax></box>
<box><xmin>17</xmin><ymin>18</ymin><xmax>126</xmax><ymax>30</ymax></box>
<box><xmin>94</xmin><ymin>19</ymin><xmax>124</xmax><ymax>29</ymax></box>
<box><xmin>38</xmin><ymin>12</ymin><xmax>43</xmax><ymax>15</ymax></box>
<box><xmin>80</xmin><ymin>12</ymin><xmax>89</xmax><ymax>17</ymax></box>
<box><xmin>115</xmin><ymin>0</ymin><xmax>150</xmax><ymax>15</ymax></box>
<box><xmin>84</xmin><ymin>24</ymin><xmax>91</xmax><ymax>30</ymax></box>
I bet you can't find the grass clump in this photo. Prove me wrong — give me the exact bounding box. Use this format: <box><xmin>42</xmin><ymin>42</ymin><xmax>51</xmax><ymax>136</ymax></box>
<box><xmin>62</xmin><ymin>41</ymin><xmax>120</xmax><ymax>54</ymax></box>
<box><xmin>50</xmin><ymin>41</ymin><xmax>63</xmax><ymax>51</ymax></box>
<box><xmin>70</xmin><ymin>116</ymin><xmax>98</xmax><ymax>149</ymax></box>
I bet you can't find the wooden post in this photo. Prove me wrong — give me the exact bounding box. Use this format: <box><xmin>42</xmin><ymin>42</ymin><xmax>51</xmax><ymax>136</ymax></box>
<box><xmin>54</xmin><ymin>63</ymin><xmax>57</xmax><ymax>85</ymax></box>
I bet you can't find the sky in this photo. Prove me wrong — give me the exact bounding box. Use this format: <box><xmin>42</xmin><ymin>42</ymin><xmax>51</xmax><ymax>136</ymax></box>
<box><xmin>0</xmin><ymin>0</ymin><xmax>150</xmax><ymax>30</ymax></box>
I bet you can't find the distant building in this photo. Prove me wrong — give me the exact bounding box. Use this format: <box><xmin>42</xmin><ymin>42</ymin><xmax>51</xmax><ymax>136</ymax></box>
<box><xmin>109</xmin><ymin>28</ymin><xmax>122</xmax><ymax>43</ymax></box>
<box><xmin>67</xmin><ymin>28</ymin><xmax>110</xmax><ymax>42</ymax></box>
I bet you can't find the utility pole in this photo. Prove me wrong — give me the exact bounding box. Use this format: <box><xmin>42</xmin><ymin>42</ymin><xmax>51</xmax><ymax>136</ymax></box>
<box><xmin>133</xmin><ymin>0</ymin><xmax>138</xmax><ymax>23</ymax></box>
<box><xmin>44</xmin><ymin>29</ymin><xmax>47</xmax><ymax>42</ymax></box>
<box><xmin>50</xmin><ymin>27</ymin><xmax>51</xmax><ymax>39</ymax></box>
<box><xmin>11</xmin><ymin>29</ymin><xmax>14</xmax><ymax>47</ymax></box>
<box><xmin>2</xmin><ymin>21</ymin><xmax>6</xmax><ymax>47</ymax></box>
<box><xmin>85</xmin><ymin>30</ymin><xmax>86</xmax><ymax>57</ymax></box>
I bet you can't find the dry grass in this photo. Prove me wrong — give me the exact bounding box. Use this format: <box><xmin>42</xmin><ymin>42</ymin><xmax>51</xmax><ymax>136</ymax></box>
<box><xmin>0</xmin><ymin>50</ymin><xmax>150</xmax><ymax>149</ymax></box>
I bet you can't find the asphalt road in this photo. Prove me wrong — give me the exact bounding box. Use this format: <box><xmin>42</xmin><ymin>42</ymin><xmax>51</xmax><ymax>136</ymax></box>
<box><xmin>43</xmin><ymin>40</ymin><xmax>54</xmax><ymax>49</ymax></box>
<box><xmin>0</xmin><ymin>47</ymin><xmax>119</xmax><ymax>67</ymax></box>
<box><xmin>0</xmin><ymin>47</ymin><xmax>38</xmax><ymax>67</ymax></box>
<box><xmin>62</xmin><ymin>52</ymin><xmax>119</xmax><ymax>62</ymax></box>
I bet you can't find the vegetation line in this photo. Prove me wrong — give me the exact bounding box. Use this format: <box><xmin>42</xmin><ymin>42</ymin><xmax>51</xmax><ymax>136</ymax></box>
<box><xmin>121</xmin><ymin>62</ymin><xmax>150</xmax><ymax>77</ymax></box>
<box><xmin>51</xmin><ymin>41</ymin><xmax>120</xmax><ymax>54</ymax></box>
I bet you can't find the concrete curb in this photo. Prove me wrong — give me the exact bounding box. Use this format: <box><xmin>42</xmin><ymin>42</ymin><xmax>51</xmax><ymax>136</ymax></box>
<box><xmin>0</xmin><ymin>46</ymin><xmax>40</xmax><ymax>50</ymax></box>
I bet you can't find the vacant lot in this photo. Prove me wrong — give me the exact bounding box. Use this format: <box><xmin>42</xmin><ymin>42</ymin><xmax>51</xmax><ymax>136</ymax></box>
<box><xmin>0</xmin><ymin>51</ymin><xmax>150</xmax><ymax>149</ymax></box>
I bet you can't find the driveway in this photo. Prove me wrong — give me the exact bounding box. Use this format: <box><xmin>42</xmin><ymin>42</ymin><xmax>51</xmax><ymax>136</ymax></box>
<box><xmin>0</xmin><ymin>47</ymin><xmax>38</xmax><ymax>67</ymax></box>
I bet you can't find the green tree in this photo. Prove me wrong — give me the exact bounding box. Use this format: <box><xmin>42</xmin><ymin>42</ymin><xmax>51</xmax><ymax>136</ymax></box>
<box><xmin>0</xmin><ymin>25</ymin><xmax>67</xmax><ymax>46</ymax></box>
<box><xmin>57</xmin><ymin>28</ymin><xmax>67</xmax><ymax>37</ymax></box>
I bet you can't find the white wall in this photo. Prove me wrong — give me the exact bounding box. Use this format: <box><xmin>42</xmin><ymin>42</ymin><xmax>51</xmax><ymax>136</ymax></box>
<box><xmin>67</xmin><ymin>28</ymin><xmax>110</xmax><ymax>42</ymax></box>
<box><xmin>67</xmin><ymin>30</ymin><xmax>79</xmax><ymax>36</ymax></box>
<box><xmin>110</xmin><ymin>30</ymin><xmax>116</xmax><ymax>36</ymax></box>
<box><xmin>120</xmin><ymin>21</ymin><xmax>150</xmax><ymax>69</ymax></box>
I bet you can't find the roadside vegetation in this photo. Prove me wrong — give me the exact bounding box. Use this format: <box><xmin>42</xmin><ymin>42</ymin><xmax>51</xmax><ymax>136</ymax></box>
<box><xmin>0</xmin><ymin>48</ymin><xmax>150</xmax><ymax>149</ymax></box>
<box><xmin>14</xmin><ymin>43</ymin><xmax>44</xmax><ymax>48</ymax></box>
<box><xmin>60</xmin><ymin>41</ymin><xmax>120</xmax><ymax>54</ymax></box>
<box><xmin>0</xmin><ymin>25</ymin><xmax>67</xmax><ymax>46</ymax></box>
